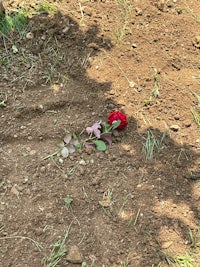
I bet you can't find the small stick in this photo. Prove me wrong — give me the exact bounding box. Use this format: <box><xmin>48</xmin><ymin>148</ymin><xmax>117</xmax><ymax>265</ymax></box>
<box><xmin>134</xmin><ymin>208</ymin><xmax>141</xmax><ymax>226</ymax></box>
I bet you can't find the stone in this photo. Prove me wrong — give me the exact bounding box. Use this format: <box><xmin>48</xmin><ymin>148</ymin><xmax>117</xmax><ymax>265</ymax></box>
<box><xmin>192</xmin><ymin>36</ymin><xmax>200</xmax><ymax>48</ymax></box>
<box><xmin>79</xmin><ymin>159</ymin><xmax>86</xmax><ymax>166</ymax></box>
<box><xmin>135</xmin><ymin>7</ymin><xmax>142</xmax><ymax>16</ymax></box>
<box><xmin>29</xmin><ymin>150</ymin><xmax>36</xmax><ymax>155</ymax></box>
<box><xmin>66</xmin><ymin>245</ymin><xmax>83</xmax><ymax>264</ymax></box>
<box><xmin>26</xmin><ymin>32</ymin><xmax>34</xmax><ymax>39</ymax></box>
<box><xmin>40</xmin><ymin>166</ymin><xmax>46</xmax><ymax>173</ymax></box>
<box><xmin>162</xmin><ymin>241</ymin><xmax>173</xmax><ymax>249</ymax></box>
<box><xmin>170</xmin><ymin>125</ymin><xmax>180</xmax><ymax>131</ymax></box>
<box><xmin>62</xmin><ymin>26</ymin><xmax>70</xmax><ymax>33</ymax></box>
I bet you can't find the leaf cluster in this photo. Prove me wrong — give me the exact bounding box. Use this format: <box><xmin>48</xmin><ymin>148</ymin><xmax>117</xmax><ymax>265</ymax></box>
<box><xmin>85</xmin><ymin>120</ymin><xmax>120</xmax><ymax>151</ymax></box>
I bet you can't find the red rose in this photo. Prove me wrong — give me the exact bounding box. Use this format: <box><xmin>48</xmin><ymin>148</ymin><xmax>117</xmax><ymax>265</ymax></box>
<box><xmin>108</xmin><ymin>110</ymin><xmax>128</xmax><ymax>130</ymax></box>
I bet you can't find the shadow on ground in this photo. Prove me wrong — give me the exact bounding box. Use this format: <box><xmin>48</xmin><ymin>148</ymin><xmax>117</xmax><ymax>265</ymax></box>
<box><xmin>0</xmin><ymin>8</ymin><xmax>200</xmax><ymax>267</ymax></box>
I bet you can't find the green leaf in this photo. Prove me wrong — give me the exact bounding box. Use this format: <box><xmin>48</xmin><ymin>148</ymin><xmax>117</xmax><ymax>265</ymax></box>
<box><xmin>112</xmin><ymin>120</ymin><xmax>121</xmax><ymax>129</ymax></box>
<box><xmin>12</xmin><ymin>45</ymin><xmax>18</xmax><ymax>54</ymax></box>
<box><xmin>0</xmin><ymin>100</ymin><xmax>6</xmax><ymax>107</ymax></box>
<box><xmin>94</xmin><ymin>140</ymin><xmax>107</xmax><ymax>151</ymax></box>
<box><xmin>64</xmin><ymin>196</ymin><xmax>73</xmax><ymax>209</ymax></box>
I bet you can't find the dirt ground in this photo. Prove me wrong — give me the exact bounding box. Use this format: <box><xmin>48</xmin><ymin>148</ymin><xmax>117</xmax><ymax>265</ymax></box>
<box><xmin>0</xmin><ymin>0</ymin><xmax>200</xmax><ymax>266</ymax></box>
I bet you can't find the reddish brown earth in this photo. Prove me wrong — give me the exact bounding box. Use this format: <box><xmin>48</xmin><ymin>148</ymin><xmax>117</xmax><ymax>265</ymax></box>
<box><xmin>0</xmin><ymin>1</ymin><xmax>200</xmax><ymax>266</ymax></box>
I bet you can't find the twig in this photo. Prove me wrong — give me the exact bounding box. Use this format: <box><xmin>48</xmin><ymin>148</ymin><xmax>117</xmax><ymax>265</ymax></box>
<box><xmin>134</xmin><ymin>208</ymin><xmax>141</xmax><ymax>226</ymax></box>
<box><xmin>0</xmin><ymin>235</ymin><xmax>43</xmax><ymax>251</ymax></box>
<box><xmin>41</xmin><ymin>150</ymin><xmax>60</xmax><ymax>160</ymax></box>
<box><xmin>2</xmin><ymin>35</ymin><xmax>8</xmax><ymax>53</ymax></box>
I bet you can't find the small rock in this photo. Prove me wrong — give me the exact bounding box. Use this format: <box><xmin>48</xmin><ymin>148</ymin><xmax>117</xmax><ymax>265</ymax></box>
<box><xmin>170</xmin><ymin>125</ymin><xmax>180</xmax><ymax>131</ymax></box>
<box><xmin>29</xmin><ymin>150</ymin><xmax>36</xmax><ymax>156</ymax></box>
<box><xmin>40</xmin><ymin>166</ymin><xmax>46</xmax><ymax>173</ymax></box>
<box><xmin>132</xmin><ymin>43</ymin><xmax>137</xmax><ymax>48</ymax></box>
<box><xmin>66</xmin><ymin>245</ymin><xmax>83</xmax><ymax>264</ymax></box>
<box><xmin>62</xmin><ymin>26</ymin><xmax>70</xmax><ymax>33</ymax></box>
<box><xmin>135</xmin><ymin>7</ymin><xmax>142</xmax><ymax>16</ymax></box>
<box><xmin>88</xmin><ymin>42</ymin><xmax>99</xmax><ymax>50</ymax></box>
<box><xmin>91</xmin><ymin>177</ymin><xmax>100</xmax><ymax>186</ymax></box>
<box><xmin>192</xmin><ymin>36</ymin><xmax>200</xmax><ymax>48</ymax></box>
<box><xmin>183</xmin><ymin>120</ymin><xmax>191</xmax><ymax>128</ymax></box>
<box><xmin>11</xmin><ymin>185</ymin><xmax>20</xmax><ymax>197</ymax></box>
<box><xmin>85</xmin><ymin>147</ymin><xmax>94</xmax><ymax>155</ymax></box>
<box><xmin>155</xmin><ymin>0</ymin><xmax>165</xmax><ymax>11</ymax></box>
<box><xmin>41</xmin><ymin>35</ymin><xmax>46</xmax><ymax>40</ymax></box>
<box><xmin>79</xmin><ymin>159</ymin><xmax>86</xmax><ymax>166</ymax></box>
<box><xmin>26</xmin><ymin>32</ymin><xmax>34</xmax><ymax>39</ymax></box>
<box><xmin>174</xmin><ymin>114</ymin><xmax>180</xmax><ymax>120</ymax></box>
<box><xmin>162</xmin><ymin>241</ymin><xmax>173</xmax><ymax>249</ymax></box>
<box><xmin>76</xmin><ymin>166</ymin><xmax>85</xmax><ymax>176</ymax></box>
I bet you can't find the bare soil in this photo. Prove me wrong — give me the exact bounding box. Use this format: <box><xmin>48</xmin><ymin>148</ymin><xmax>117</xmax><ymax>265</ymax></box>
<box><xmin>0</xmin><ymin>1</ymin><xmax>200</xmax><ymax>266</ymax></box>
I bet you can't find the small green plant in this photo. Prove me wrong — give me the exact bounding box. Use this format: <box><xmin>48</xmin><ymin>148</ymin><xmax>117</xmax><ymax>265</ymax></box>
<box><xmin>99</xmin><ymin>189</ymin><xmax>114</xmax><ymax>212</ymax></box>
<box><xmin>0</xmin><ymin>92</ymin><xmax>7</xmax><ymax>107</ymax></box>
<box><xmin>64</xmin><ymin>196</ymin><xmax>73</xmax><ymax>209</ymax></box>
<box><xmin>152</xmin><ymin>68</ymin><xmax>160</xmax><ymax>98</ymax></box>
<box><xmin>189</xmin><ymin>226</ymin><xmax>200</xmax><ymax>248</ymax></box>
<box><xmin>144</xmin><ymin>68</ymin><xmax>160</xmax><ymax>106</ymax></box>
<box><xmin>184</xmin><ymin>2</ymin><xmax>200</xmax><ymax>23</ymax></box>
<box><xmin>191</xmin><ymin>108</ymin><xmax>200</xmax><ymax>128</ymax></box>
<box><xmin>114</xmin><ymin>0</ymin><xmax>132</xmax><ymax>42</ymax></box>
<box><xmin>192</xmin><ymin>91</ymin><xmax>200</xmax><ymax>107</ymax></box>
<box><xmin>142</xmin><ymin>130</ymin><xmax>166</xmax><ymax>160</ymax></box>
<box><xmin>43</xmin><ymin>225</ymin><xmax>71</xmax><ymax>267</ymax></box>
<box><xmin>177</xmin><ymin>252</ymin><xmax>194</xmax><ymax>267</ymax></box>
<box><xmin>35</xmin><ymin>1</ymin><xmax>57</xmax><ymax>15</ymax></box>
<box><xmin>0</xmin><ymin>235</ymin><xmax>42</xmax><ymax>251</ymax></box>
<box><xmin>0</xmin><ymin>10</ymin><xmax>29</xmax><ymax>35</ymax></box>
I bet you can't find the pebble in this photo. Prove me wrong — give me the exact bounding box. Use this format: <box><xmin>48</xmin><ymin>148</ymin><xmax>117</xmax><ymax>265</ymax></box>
<box><xmin>192</xmin><ymin>36</ymin><xmax>200</xmax><ymax>48</ymax></box>
<box><xmin>132</xmin><ymin>43</ymin><xmax>137</xmax><ymax>48</ymax></box>
<box><xmin>79</xmin><ymin>159</ymin><xmax>87</xmax><ymax>166</ymax></box>
<box><xmin>29</xmin><ymin>150</ymin><xmax>36</xmax><ymax>156</ymax></box>
<box><xmin>183</xmin><ymin>120</ymin><xmax>191</xmax><ymax>128</ymax></box>
<box><xmin>40</xmin><ymin>166</ymin><xmax>46</xmax><ymax>173</ymax></box>
<box><xmin>162</xmin><ymin>241</ymin><xmax>173</xmax><ymax>249</ymax></box>
<box><xmin>174</xmin><ymin>114</ymin><xmax>180</xmax><ymax>120</ymax></box>
<box><xmin>135</xmin><ymin>7</ymin><xmax>142</xmax><ymax>16</ymax></box>
<box><xmin>62</xmin><ymin>26</ymin><xmax>70</xmax><ymax>33</ymax></box>
<box><xmin>66</xmin><ymin>245</ymin><xmax>83</xmax><ymax>264</ymax></box>
<box><xmin>76</xmin><ymin>166</ymin><xmax>85</xmax><ymax>176</ymax></box>
<box><xmin>91</xmin><ymin>177</ymin><xmax>101</xmax><ymax>186</ymax></box>
<box><xmin>26</xmin><ymin>32</ymin><xmax>34</xmax><ymax>39</ymax></box>
<box><xmin>170</xmin><ymin>125</ymin><xmax>180</xmax><ymax>132</ymax></box>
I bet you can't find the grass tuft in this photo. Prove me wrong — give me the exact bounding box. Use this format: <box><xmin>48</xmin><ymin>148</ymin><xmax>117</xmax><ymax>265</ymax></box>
<box><xmin>177</xmin><ymin>252</ymin><xmax>194</xmax><ymax>267</ymax></box>
<box><xmin>42</xmin><ymin>225</ymin><xmax>71</xmax><ymax>267</ymax></box>
<box><xmin>142</xmin><ymin>129</ymin><xmax>166</xmax><ymax>160</ymax></box>
<box><xmin>0</xmin><ymin>10</ymin><xmax>29</xmax><ymax>35</ymax></box>
<box><xmin>191</xmin><ymin>108</ymin><xmax>200</xmax><ymax>128</ymax></box>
